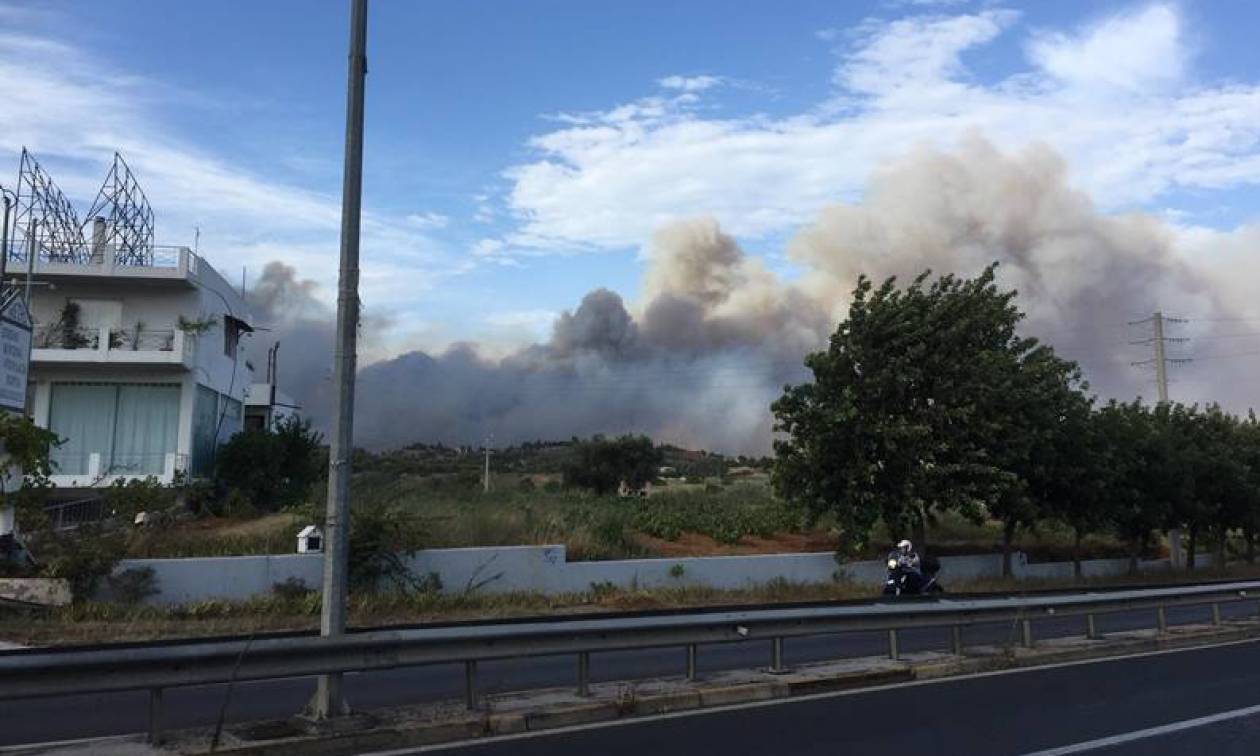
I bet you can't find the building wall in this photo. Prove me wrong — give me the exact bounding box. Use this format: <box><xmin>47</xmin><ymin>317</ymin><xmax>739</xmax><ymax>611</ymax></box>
<box><xmin>111</xmin><ymin>546</ymin><xmax>1212</xmax><ymax>605</ymax></box>
<box><xmin>27</xmin><ymin>252</ymin><xmax>254</xmax><ymax>485</ymax></box>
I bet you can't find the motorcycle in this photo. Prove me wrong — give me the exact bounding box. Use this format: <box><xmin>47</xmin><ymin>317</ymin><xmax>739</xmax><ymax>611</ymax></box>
<box><xmin>882</xmin><ymin>554</ymin><xmax>944</xmax><ymax>596</ymax></box>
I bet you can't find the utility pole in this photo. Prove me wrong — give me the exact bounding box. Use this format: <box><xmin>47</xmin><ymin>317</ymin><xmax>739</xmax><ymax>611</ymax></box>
<box><xmin>1131</xmin><ymin>311</ymin><xmax>1192</xmax><ymax>569</ymax></box>
<box><xmin>1</xmin><ymin>192</ymin><xmax>12</xmax><ymax>284</ymax></box>
<box><xmin>483</xmin><ymin>436</ymin><xmax>492</xmax><ymax>493</ymax></box>
<box><xmin>311</xmin><ymin>0</ymin><xmax>368</xmax><ymax>721</ymax></box>
<box><xmin>1130</xmin><ymin>311</ymin><xmax>1190</xmax><ymax>404</ymax></box>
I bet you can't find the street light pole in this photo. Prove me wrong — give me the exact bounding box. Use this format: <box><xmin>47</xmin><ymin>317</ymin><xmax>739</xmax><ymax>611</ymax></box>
<box><xmin>310</xmin><ymin>0</ymin><xmax>368</xmax><ymax>720</ymax></box>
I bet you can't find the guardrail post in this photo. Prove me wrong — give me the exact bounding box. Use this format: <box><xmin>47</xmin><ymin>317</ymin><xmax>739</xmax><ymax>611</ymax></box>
<box><xmin>951</xmin><ymin>625</ymin><xmax>963</xmax><ymax>656</ymax></box>
<box><xmin>1086</xmin><ymin>613</ymin><xmax>1101</xmax><ymax>640</ymax></box>
<box><xmin>577</xmin><ymin>652</ymin><xmax>591</xmax><ymax>697</ymax></box>
<box><xmin>1021</xmin><ymin>619</ymin><xmax>1033</xmax><ymax>648</ymax></box>
<box><xmin>1156</xmin><ymin>605</ymin><xmax>1168</xmax><ymax>634</ymax></box>
<box><xmin>148</xmin><ymin>688</ymin><xmax>163</xmax><ymax>745</ymax></box>
<box><xmin>769</xmin><ymin>637</ymin><xmax>786</xmax><ymax>673</ymax></box>
<box><xmin>464</xmin><ymin>660</ymin><xmax>479</xmax><ymax>711</ymax></box>
<box><xmin>887</xmin><ymin>629</ymin><xmax>899</xmax><ymax>660</ymax></box>
<box><xmin>1212</xmin><ymin>603</ymin><xmax>1222</xmax><ymax>626</ymax></box>
<box><xmin>686</xmin><ymin>644</ymin><xmax>698</xmax><ymax>681</ymax></box>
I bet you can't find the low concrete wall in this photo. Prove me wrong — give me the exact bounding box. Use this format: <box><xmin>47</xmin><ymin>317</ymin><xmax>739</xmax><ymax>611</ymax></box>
<box><xmin>113</xmin><ymin>546</ymin><xmax>1214</xmax><ymax>605</ymax></box>
<box><xmin>115</xmin><ymin>553</ymin><xmax>322</xmax><ymax>604</ymax></box>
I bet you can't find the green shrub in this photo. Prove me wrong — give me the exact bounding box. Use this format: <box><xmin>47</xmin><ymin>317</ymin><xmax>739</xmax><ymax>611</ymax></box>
<box><xmin>215</xmin><ymin>416</ymin><xmax>323</xmax><ymax>512</ymax></box>
<box><xmin>106</xmin><ymin>566</ymin><xmax>159</xmax><ymax>605</ymax></box>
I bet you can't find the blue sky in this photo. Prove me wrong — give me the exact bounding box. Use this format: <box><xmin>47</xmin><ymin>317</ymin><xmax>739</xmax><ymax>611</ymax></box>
<box><xmin>3</xmin><ymin>1</ymin><xmax>1260</xmax><ymax>360</ymax></box>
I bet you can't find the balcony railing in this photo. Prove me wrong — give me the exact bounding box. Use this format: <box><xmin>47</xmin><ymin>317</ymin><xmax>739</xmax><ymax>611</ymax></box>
<box><xmin>49</xmin><ymin>451</ymin><xmax>189</xmax><ymax>487</ymax></box>
<box><xmin>34</xmin><ymin>324</ymin><xmax>177</xmax><ymax>352</ymax></box>
<box><xmin>33</xmin><ymin>324</ymin><xmax>100</xmax><ymax>350</ymax></box>
<box><xmin>4</xmin><ymin>242</ymin><xmax>186</xmax><ymax>270</ymax></box>
<box><xmin>109</xmin><ymin>327</ymin><xmax>176</xmax><ymax>351</ymax></box>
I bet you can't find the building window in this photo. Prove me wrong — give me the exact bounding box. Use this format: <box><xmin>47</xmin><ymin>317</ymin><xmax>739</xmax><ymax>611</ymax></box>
<box><xmin>48</xmin><ymin>382</ymin><xmax>180</xmax><ymax>476</ymax></box>
<box><xmin>224</xmin><ymin>316</ymin><xmax>241</xmax><ymax>358</ymax></box>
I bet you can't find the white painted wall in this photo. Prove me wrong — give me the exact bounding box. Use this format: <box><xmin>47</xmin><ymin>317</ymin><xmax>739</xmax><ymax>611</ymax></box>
<box><xmin>110</xmin><ymin>546</ymin><xmax>1210</xmax><ymax>605</ymax></box>
<box><xmin>27</xmin><ymin>252</ymin><xmax>255</xmax><ymax>486</ymax></box>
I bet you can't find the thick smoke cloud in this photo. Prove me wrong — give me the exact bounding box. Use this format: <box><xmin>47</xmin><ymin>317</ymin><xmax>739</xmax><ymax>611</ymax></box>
<box><xmin>249</xmin><ymin>137</ymin><xmax>1259</xmax><ymax>454</ymax></box>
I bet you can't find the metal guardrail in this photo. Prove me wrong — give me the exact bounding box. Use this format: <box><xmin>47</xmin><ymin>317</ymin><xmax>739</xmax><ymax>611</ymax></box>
<box><xmin>2</xmin><ymin>580</ymin><xmax>1259</xmax><ymax>745</ymax></box>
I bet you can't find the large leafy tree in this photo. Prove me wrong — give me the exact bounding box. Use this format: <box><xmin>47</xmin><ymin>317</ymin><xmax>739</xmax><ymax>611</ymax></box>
<box><xmin>1098</xmin><ymin>401</ymin><xmax>1173</xmax><ymax>573</ymax></box>
<box><xmin>772</xmin><ymin>264</ymin><xmax>1084</xmax><ymax>557</ymax></box>
<box><xmin>562</xmin><ymin>435</ymin><xmax>662</xmax><ymax>496</ymax></box>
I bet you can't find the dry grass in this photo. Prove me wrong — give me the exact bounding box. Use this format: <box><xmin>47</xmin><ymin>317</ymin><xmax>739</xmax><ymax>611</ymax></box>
<box><xmin>8</xmin><ymin>563</ymin><xmax>1260</xmax><ymax>648</ymax></box>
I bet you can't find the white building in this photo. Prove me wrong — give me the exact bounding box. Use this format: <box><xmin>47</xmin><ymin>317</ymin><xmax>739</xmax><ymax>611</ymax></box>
<box><xmin>23</xmin><ymin>242</ymin><xmax>258</xmax><ymax>488</ymax></box>
<box><xmin>244</xmin><ymin>381</ymin><xmax>300</xmax><ymax>431</ymax></box>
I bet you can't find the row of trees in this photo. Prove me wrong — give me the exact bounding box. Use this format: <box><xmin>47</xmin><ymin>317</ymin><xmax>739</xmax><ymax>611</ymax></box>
<box><xmin>771</xmin><ymin>264</ymin><xmax>1260</xmax><ymax>575</ymax></box>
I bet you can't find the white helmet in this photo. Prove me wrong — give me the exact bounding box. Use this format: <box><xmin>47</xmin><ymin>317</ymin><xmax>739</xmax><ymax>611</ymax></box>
<box><xmin>897</xmin><ymin>539</ymin><xmax>913</xmax><ymax>553</ymax></box>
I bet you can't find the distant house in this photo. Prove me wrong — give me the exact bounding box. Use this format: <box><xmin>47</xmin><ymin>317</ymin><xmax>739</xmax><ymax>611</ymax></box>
<box><xmin>727</xmin><ymin>466</ymin><xmax>758</xmax><ymax>478</ymax></box>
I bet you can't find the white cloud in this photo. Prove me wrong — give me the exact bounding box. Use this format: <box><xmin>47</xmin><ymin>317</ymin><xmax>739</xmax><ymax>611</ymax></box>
<box><xmin>0</xmin><ymin>22</ymin><xmax>463</xmax><ymax>316</ymax></box>
<box><xmin>499</xmin><ymin>3</ymin><xmax>1260</xmax><ymax>254</ymax></box>
<box><xmin>406</xmin><ymin>211</ymin><xmax>450</xmax><ymax>230</ymax></box>
<box><xmin>1027</xmin><ymin>4</ymin><xmax>1185</xmax><ymax>92</ymax></box>
<box><xmin>658</xmin><ymin>75</ymin><xmax>722</xmax><ymax>92</ymax></box>
<box><xmin>836</xmin><ymin>9</ymin><xmax>1015</xmax><ymax>94</ymax></box>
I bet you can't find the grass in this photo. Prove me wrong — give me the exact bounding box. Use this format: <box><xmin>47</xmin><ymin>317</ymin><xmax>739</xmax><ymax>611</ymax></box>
<box><xmin>9</xmin><ymin>562</ymin><xmax>1260</xmax><ymax>647</ymax></box>
<box><xmin>121</xmin><ymin>473</ymin><xmax>1139</xmax><ymax>564</ymax></box>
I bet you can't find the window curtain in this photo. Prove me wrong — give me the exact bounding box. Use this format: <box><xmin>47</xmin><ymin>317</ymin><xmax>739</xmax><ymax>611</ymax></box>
<box><xmin>111</xmin><ymin>385</ymin><xmax>180</xmax><ymax>475</ymax></box>
<box><xmin>49</xmin><ymin>384</ymin><xmax>116</xmax><ymax>475</ymax></box>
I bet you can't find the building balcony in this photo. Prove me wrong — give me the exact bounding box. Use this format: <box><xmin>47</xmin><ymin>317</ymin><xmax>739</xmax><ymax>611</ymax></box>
<box><xmin>8</xmin><ymin>244</ymin><xmax>199</xmax><ymax>286</ymax></box>
<box><xmin>49</xmin><ymin>451</ymin><xmax>189</xmax><ymax>489</ymax></box>
<box><xmin>31</xmin><ymin>324</ymin><xmax>192</xmax><ymax>369</ymax></box>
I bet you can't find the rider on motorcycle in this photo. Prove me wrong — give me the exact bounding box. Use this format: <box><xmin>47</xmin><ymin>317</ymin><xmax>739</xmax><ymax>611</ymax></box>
<box><xmin>891</xmin><ymin>539</ymin><xmax>921</xmax><ymax>574</ymax></box>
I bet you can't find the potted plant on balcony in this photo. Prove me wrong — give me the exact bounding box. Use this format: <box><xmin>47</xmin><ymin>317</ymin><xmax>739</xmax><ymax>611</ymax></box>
<box><xmin>55</xmin><ymin>301</ymin><xmax>91</xmax><ymax>350</ymax></box>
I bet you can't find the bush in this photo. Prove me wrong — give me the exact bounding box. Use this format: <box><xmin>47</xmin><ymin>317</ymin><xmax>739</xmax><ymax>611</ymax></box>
<box><xmin>103</xmin><ymin>477</ymin><xmax>173</xmax><ymax>523</ymax></box>
<box><xmin>343</xmin><ymin>502</ymin><xmax>428</xmax><ymax>592</ymax></box>
<box><xmin>272</xmin><ymin>577</ymin><xmax>314</xmax><ymax>600</ymax></box>
<box><xmin>106</xmin><ymin>567</ymin><xmax>159</xmax><ymax>605</ymax></box>
<box><xmin>215</xmin><ymin>416</ymin><xmax>323</xmax><ymax>512</ymax></box>
<box><xmin>34</xmin><ymin>525</ymin><xmax>129</xmax><ymax>601</ymax></box>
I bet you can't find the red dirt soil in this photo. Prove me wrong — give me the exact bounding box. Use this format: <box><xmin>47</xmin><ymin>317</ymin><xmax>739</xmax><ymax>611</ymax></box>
<box><xmin>633</xmin><ymin>531</ymin><xmax>836</xmax><ymax>556</ymax></box>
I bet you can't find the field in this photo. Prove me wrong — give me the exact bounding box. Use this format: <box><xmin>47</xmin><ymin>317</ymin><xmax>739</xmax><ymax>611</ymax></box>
<box><xmin>124</xmin><ymin>469</ymin><xmax>1137</xmax><ymax>563</ymax></box>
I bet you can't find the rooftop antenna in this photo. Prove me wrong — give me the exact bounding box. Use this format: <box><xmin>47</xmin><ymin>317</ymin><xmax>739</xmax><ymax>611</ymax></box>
<box><xmin>194</xmin><ymin>226</ymin><xmax>200</xmax><ymax>254</ymax></box>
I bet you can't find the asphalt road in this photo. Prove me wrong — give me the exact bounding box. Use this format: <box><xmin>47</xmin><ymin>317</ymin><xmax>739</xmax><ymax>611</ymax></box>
<box><xmin>0</xmin><ymin>600</ymin><xmax>1256</xmax><ymax>747</ymax></box>
<box><xmin>416</xmin><ymin>638</ymin><xmax>1260</xmax><ymax>756</ymax></box>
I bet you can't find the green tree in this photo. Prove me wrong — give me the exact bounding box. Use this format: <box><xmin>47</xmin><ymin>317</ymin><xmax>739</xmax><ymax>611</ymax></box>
<box><xmin>562</xmin><ymin>435</ymin><xmax>662</xmax><ymax>496</ymax></box>
<box><xmin>215</xmin><ymin>416</ymin><xmax>323</xmax><ymax>512</ymax></box>
<box><xmin>1237</xmin><ymin>412</ymin><xmax>1260</xmax><ymax>564</ymax></box>
<box><xmin>1038</xmin><ymin>392</ymin><xmax>1113</xmax><ymax>576</ymax></box>
<box><xmin>1098</xmin><ymin>401</ymin><xmax>1171</xmax><ymax>574</ymax></box>
<box><xmin>772</xmin><ymin>264</ymin><xmax>1069</xmax><ymax>555</ymax></box>
<box><xmin>982</xmin><ymin>339</ymin><xmax>1091</xmax><ymax>575</ymax></box>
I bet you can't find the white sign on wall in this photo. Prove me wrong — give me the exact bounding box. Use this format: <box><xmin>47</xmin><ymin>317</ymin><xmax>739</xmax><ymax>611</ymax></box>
<box><xmin>0</xmin><ymin>294</ymin><xmax>32</xmax><ymax>413</ymax></box>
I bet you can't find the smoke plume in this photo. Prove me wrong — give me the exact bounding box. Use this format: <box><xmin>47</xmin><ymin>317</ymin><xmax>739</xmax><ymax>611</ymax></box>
<box><xmin>248</xmin><ymin>136</ymin><xmax>1259</xmax><ymax>454</ymax></box>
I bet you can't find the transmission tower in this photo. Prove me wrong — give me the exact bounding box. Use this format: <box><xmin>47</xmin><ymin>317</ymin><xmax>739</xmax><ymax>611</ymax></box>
<box><xmin>82</xmin><ymin>152</ymin><xmax>154</xmax><ymax>266</ymax></box>
<box><xmin>10</xmin><ymin>149</ymin><xmax>87</xmax><ymax>264</ymax></box>
<box><xmin>1130</xmin><ymin>311</ymin><xmax>1191</xmax><ymax>403</ymax></box>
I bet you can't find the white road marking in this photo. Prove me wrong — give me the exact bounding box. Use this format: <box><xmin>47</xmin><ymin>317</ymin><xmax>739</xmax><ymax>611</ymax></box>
<box><xmin>1017</xmin><ymin>702</ymin><xmax>1260</xmax><ymax>755</ymax></box>
<box><xmin>360</xmin><ymin>636</ymin><xmax>1260</xmax><ymax>754</ymax></box>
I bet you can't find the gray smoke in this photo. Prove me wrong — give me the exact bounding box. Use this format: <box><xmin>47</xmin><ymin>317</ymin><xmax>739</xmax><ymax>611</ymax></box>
<box><xmin>249</xmin><ymin>136</ymin><xmax>1259</xmax><ymax>453</ymax></box>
